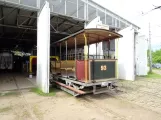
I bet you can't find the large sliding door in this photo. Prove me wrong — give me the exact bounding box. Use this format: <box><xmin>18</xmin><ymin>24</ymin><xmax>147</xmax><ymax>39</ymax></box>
<box><xmin>117</xmin><ymin>27</ymin><xmax>135</xmax><ymax>81</ymax></box>
<box><xmin>37</xmin><ymin>1</ymin><xmax>50</xmax><ymax>93</ymax></box>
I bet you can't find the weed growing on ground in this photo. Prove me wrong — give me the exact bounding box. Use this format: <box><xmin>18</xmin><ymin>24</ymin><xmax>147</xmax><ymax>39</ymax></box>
<box><xmin>0</xmin><ymin>107</ymin><xmax>11</xmax><ymax>113</ymax></box>
<box><xmin>30</xmin><ymin>87</ymin><xmax>55</xmax><ymax>96</ymax></box>
<box><xmin>146</xmin><ymin>72</ymin><xmax>161</xmax><ymax>78</ymax></box>
<box><xmin>0</xmin><ymin>91</ymin><xmax>20</xmax><ymax>97</ymax></box>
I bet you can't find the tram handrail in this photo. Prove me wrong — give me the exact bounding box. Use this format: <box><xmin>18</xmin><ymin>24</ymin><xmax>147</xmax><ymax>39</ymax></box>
<box><xmin>59</xmin><ymin>54</ymin><xmax>115</xmax><ymax>60</ymax></box>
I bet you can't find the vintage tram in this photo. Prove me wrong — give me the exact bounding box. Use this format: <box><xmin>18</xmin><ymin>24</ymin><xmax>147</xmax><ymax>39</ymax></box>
<box><xmin>50</xmin><ymin>28</ymin><xmax>122</xmax><ymax>96</ymax></box>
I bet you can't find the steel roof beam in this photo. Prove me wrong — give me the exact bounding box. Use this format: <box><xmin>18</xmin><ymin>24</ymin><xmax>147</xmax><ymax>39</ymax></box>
<box><xmin>51</xmin><ymin>20</ymin><xmax>82</xmax><ymax>27</ymax></box>
<box><xmin>26</xmin><ymin>12</ymin><xmax>35</xmax><ymax>25</ymax></box>
<box><xmin>57</xmin><ymin>19</ymin><xmax>66</xmax><ymax>28</ymax></box>
<box><xmin>0</xmin><ymin>0</ymin><xmax>139</xmax><ymax>29</ymax></box>
<box><xmin>0</xmin><ymin>7</ymin><xmax>16</xmax><ymax>21</ymax></box>
<box><xmin>19</xmin><ymin>12</ymin><xmax>35</xmax><ymax>26</ymax></box>
<box><xmin>57</xmin><ymin>16</ymin><xmax>84</xmax><ymax>29</ymax></box>
<box><xmin>17</xmin><ymin>14</ymin><xmax>37</xmax><ymax>18</ymax></box>
<box><xmin>51</xmin><ymin>16</ymin><xmax>54</xmax><ymax>20</ymax></box>
<box><xmin>0</xmin><ymin>5</ymin><xmax>4</xmax><ymax>35</ymax></box>
<box><xmin>0</xmin><ymin>36</ymin><xmax>34</xmax><ymax>41</ymax></box>
<box><xmin>16</xmin><ymin>12</ymin><xmax>35</xmax><ymax>41</ymax></box>
<box><xmin>0</xmin><ymin>24</ymin><xmax>69</xmax><ymax>35</ymax></box>
<box><xmin>50</xmin><ymin>24</ymin><xmax>57</xmax><ymax>32</ymax></box>
<box><xmin>18</xmin><ymin>14</ymin><xmax>83</xmax><ymax>27</ymax></box>
<box><xmin>63</xmin><ymin>21</ymin><xmax>81</xmax><ymax>32</ymax></box>
<box><xmin>15</xmin><ymin>9</ymin><xmax>20</xmax><ymax>26</ymax></box>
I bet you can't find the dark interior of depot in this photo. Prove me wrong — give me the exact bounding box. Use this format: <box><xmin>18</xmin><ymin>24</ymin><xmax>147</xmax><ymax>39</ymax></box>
<box><xmin>0</xmin><ymin>5</ymin><xmax>85</xmax><ymax>74</ymax></box>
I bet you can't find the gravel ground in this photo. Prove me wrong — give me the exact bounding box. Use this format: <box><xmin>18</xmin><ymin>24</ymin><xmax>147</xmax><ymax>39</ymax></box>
<box><xmin>112</xmin><ymin>77</ymin><xmax>161</xmax><ymax>114</ymax></box>
<box><xmin>0</xmin><ymin>75</ymin><xmax>161</xmax><ymax>120</ymax></box>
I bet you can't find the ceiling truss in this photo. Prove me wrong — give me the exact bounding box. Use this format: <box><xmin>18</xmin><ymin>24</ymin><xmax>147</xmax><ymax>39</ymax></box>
<box><xmin>0</xmin><ymin>5</ymin><xmax>85</xmax><ymax>51</ymax></box>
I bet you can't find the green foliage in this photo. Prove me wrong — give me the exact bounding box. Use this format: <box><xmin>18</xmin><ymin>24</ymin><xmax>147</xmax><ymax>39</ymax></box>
<box><xmin>30</xmin><ymin>87</ymin><xmax>55</xmax><ymax>96</ymax></box>
<box><xmin>152</xmin><ymin>49</ymin><xmax>161</xmax><ymax>63</ymax></box>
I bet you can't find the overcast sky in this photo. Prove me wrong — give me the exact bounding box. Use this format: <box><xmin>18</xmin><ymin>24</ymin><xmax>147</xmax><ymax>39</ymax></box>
<box><xmin>93</xmin><ymin>0</ymin><xmax>161</xmax><ymax>46</ymax></box>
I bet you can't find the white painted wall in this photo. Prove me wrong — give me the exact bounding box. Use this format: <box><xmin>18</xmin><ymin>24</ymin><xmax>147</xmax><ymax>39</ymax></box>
<box><xmin>135</xmin><ymin>34</ymin><xmax>148</xmax><ymax>76</ymax></box>
<box><xmin>117</xmin><ymin>26</ymin><xmax>135</xmax><ymax>81</ymax></box>
<box><xmin>37</xmin><ymin>1</ymin><xmax>50</xmax><ymax>93</ymax></box>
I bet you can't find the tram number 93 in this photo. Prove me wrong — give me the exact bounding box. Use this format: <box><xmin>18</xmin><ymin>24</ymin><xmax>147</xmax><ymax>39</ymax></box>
<box><xmin>101</xmin><ymin>65</ymin><xmax>107</xmax><ymax>71</ymax></box>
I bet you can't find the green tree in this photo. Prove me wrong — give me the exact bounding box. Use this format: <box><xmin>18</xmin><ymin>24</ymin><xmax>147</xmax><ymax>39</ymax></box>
<box><xmin>152</xmin><ymin>49</ymin><xmax>161</xmax><ymax>63</ymax></box>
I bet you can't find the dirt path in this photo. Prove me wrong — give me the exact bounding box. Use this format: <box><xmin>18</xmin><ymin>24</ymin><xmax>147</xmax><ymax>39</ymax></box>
<box><xmin>0</xmin><ymin>75</ymin><xmax>37</xmax><ymax>120</ymax></box>
<box><xmin>81</xmin><ymin>94</ymin><xmax>161</xmax><ymax>120</ymax></box>
<box><xmin>1</xmin><ymin>89</ymin><xmax>161</xmax><ymax>120</ymax></box>
<box><xmin>0</xmin><ymin>76</ymin><xmax>161</xmax><ymax>120</ymax></box>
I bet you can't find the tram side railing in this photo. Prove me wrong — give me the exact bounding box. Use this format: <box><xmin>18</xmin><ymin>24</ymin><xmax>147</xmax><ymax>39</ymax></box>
<box><xmin>59</xmin><ymin>55</ymin><xmax>115</xmax><ymax>61</ymax></box>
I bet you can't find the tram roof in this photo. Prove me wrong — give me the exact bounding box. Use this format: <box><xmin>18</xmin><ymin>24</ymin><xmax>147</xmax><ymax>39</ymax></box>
<box><xmin>51</xmin><ymin>28</ymin><xmax>123</xmax><ymax>48</ymax></box>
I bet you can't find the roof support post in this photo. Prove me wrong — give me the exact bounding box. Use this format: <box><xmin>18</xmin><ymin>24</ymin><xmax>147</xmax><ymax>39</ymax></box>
<box><xmin>115</xmin><ymin>39</ymin><xmax>118</xmax><ymax>79</ymax></box>
<box><xmin>96</xmin><ymin>43</ymin><xmax>97</xmax><ymax>59</ymax></box>
<box><xmin>108</xmin><ymin>40</ymin><xmax>110</xmax><ymax>58</ymax></box>
<box><xmin>60</xmin><ymin>43</ymin><xmax>62</xmax><ymax>74</ymax></box>
<box><xmin>74</xmin><ymin>37</ymin><xmax>77</xmax><ymax>77</ymax></box>
<box><xmin>29</xmin><ymin>56</ymin><xmax>33</xmax><ymax>78</ymax></box>
<box><xmin>65</xmin><ymin>41</ymin><xmax>68</xmax><ymax>77</ymax></box>
<box><xmin>84</xmin><ymin>33</ymin><xmax>88</xmax><ymax>82</ymax></box>
<box><xmin>55</xmin><ymin>45</ymin><xmax>57</xmax><ymax>72</ymax></box>
<box><xmin>88</xmin><ymin>40</ymin><xmax>89</xmax><ymax>59</ymax></box>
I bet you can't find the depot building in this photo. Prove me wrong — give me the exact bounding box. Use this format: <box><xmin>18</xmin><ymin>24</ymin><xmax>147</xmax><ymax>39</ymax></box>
<box><xmin>0</xmin><ymin>0</ymin><xmax>147</xmax><ymax>93</ymax></box>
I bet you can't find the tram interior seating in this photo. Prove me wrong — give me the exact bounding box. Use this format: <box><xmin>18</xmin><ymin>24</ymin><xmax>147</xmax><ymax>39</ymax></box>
<box><xmin>51</xmin><ymin>60</ymin><xmax>76</xmax><ymax>77</ymax></box>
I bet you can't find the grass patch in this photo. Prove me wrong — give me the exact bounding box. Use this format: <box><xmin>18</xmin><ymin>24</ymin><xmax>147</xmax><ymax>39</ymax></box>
<box><xmin>0</xmin><ymin>107</ymin><xmax>11</xmax><ymax>113</ymax></box>
<box><xmin>145</xmin><ymin>72</ymin><xmax>161</xmax><ymax>78</ymax></box>
<box><xmin>0</xmin><ymin>91</ymin><xmax>20</xmax><ymax>97</ymax></box>
<box><xmin>30</xmin><ymin>87</ymin><xmax>55</xmax><ymax>96</ymax></box>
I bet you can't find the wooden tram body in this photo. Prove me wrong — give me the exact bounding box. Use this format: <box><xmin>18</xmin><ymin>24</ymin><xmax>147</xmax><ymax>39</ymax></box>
<box><xmin>51</xmin><ymin>28</ymin><xmax>122</xmax><ymax>96</ymax></box>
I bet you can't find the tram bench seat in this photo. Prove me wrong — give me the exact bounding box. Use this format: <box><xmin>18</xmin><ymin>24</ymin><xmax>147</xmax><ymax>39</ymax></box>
<box><xmin>60</xmin><ymin>67</ymin><xmax>75</xmax><ymax>71</ymax></box>
<box><xmin>51</xmin><ymin>60</ymin><xmax>75</xmax><ymax>71</ymax></box>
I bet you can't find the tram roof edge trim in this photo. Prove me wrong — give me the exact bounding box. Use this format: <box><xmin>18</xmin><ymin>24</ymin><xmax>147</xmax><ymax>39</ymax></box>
<box><xmin>51</xmin><ymin>28</ymin><xmax>122</xmax><ymax>48</ymax></box>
